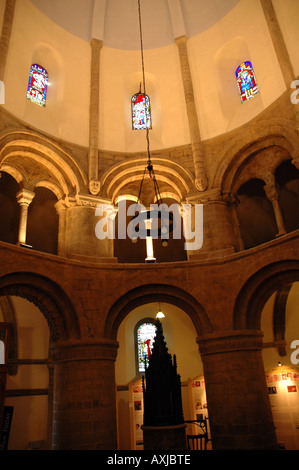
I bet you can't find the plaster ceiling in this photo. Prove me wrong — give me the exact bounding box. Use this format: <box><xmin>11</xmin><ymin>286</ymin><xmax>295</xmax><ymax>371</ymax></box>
<box><xmin>30</xmin><ymin>0</ymin><xmax>240</xmax><ymax>49</ymax></box>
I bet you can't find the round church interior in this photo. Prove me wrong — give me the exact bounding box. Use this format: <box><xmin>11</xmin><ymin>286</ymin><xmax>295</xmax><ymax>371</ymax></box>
<box><xmin>0</xmin><ymin>0</ymin><xmax>299</xmax><ymax>451</ymax></box>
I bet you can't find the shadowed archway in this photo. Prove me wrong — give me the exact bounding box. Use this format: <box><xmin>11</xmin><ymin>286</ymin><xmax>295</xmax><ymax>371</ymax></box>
<box><xmin>104</xmin><ymin>283</ymin><xmax>212</xmax><ymax>341</ymax></box>
<box><xmin>0</xmin><ymin>272</ymin><xmax>80</xmax><ymax>342</ymax></box>
<box><xmin>233</xmin><ymin>260</ymin><xmax>299</xmax><ymax>331</ymax></box>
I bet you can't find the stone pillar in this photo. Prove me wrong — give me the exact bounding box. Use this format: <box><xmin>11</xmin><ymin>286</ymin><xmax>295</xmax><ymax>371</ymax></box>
<box><xmin>0</xmin><ymin>0</ymin><xmax>16</xmax><ymax>81</ymax></box>
<box><xmin>175</xmin><ymin>35</ymin><xmax>208</xmax><ymax>192</ymax></box>
<box><xmin>230</xmin><ymin>193</ymin><xmax>245</xmax><ymax>251</ymax></box>
<box><xmin>260</xmin><ymin>0</ymin><xmax>299</xmax><ymax>125</ymax></box>
<box><xmin>264</xmin><ymin>177</ymin><xmax>286</xmax><ymax>237</ymax></box>
<box><xmin>50</xmin><ymin>339</ymin><xmax>119</xmax><ymax>450</ymax></box>
<box><xmin>88</xmin><ymin>38</ymin><xmax>102</xmax><ymax>195</ymax></box>
<box><xmin>64</xmin><ymin>196</ymin><xmax>117</xmax><ymax>263</ymax></box>
<box><xmin>185</xmin><ymin>190</ymin><xmax>237</xmax><ymax>260</ymax></box>
<box><xmin>54</xmin><ymin>199</ymin><xmax>67</xmax><ymax>257</ymax></box>
<box><xmin>260</xmin><ymin>0</ymin><xmax>294</xmax><ymax>89</ymax></box>
<box><xmin>16</xmin><ymin>188</ymin><xmax>35</xmax><ymax>246</ymax></box>
<box><xmin>197</xmin><ymin>330</ymin><xmax>278</xmax><ymax>450</ymax></box>
<box><xmin>47</xmin><ymin>358</ymin><xmax>54</xmax><ymax>450</ymax></box>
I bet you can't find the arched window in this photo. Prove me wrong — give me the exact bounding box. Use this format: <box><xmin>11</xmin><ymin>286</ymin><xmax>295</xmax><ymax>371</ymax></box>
<box><xmin>135</xmin><ymin>319</ymin><xmax>157</xmax><ymax>373</ymax></box>
<box><xmin>235</xmin><ymin>61</ymin><xmax>259</xmax><ymax>103</ymax></box>
<box><xmin>27</xmin><ymin>64</ymin><xmax>48</xmax><ymax>107</ymax></box>
<box><xmin>132</xmin><ymin>91</ymin><xmax>151</xmax><ymax>130</ymax></box>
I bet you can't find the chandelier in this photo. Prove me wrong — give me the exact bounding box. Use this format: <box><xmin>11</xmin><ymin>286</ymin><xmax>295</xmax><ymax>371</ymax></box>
<box><xmin>132</xmin><ymin>0</ymin><xmax>174</xmax><ymax>262</ymax></box>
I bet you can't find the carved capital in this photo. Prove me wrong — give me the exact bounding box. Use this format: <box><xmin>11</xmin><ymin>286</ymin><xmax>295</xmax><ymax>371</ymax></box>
<box><xmin>16</xmin><ymin>188</ymin><xmax>35</xmax><ymax>206</ymax></box>
<box><xmin>264</xmin><ymin>183</ymin><xmax>280</xmax><ymax>201</ymax></box>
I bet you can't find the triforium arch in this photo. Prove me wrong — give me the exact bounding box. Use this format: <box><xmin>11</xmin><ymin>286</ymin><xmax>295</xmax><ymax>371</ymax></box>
<box><xmin>214</xmin><ymin>127</ymin><xmax>299</xmax><ymax>192</ymax></box>
<box><xmin>99</xmin><ymin>156</ymin><xmax>194</xmax><ymax>205</ymax></box>
<box><xmin>233</xmin><ymin>260</ymin><xmax>299</xmax><ymax>331</ymax></box>
<box><xmin>0</xmin><ymin>130</ymin><xmax>87</xmax><ymax>197</ymax></box>
<box><xmin>104</xmin><ymin>283</ymin><xmax>212</xmax><ymax>341</ymax></box>
<box><xmin>0</xmin><ymin>272</ymin><xmax>80</xmax><ymax>342</ymax></box>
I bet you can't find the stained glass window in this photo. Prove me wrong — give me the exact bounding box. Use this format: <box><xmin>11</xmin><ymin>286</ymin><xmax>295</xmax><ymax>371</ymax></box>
<box><xmin>236</xmin><ymin>61</ymin><xmax>259</xmax><ymax>103</ymax></box>
<box><xmin>136</xmin><ymin>321</ymin><xmax>157</xmax><ymax>372</ymax></box>
<box><xmin>27</xmin><ymin>64</ymin><xmax>48</xmax><ymax>107</ymax></box>
<box><xmin>132</xmin><ymin>92</ymin><xmax>151</xmax><ymax>130</ymax></box>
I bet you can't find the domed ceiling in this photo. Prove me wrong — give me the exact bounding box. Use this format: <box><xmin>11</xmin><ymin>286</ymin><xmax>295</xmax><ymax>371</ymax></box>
<box><xmin>30</xmin><ymin>0</ymin><xmax>240</xmax><ymax>49</ymax></box>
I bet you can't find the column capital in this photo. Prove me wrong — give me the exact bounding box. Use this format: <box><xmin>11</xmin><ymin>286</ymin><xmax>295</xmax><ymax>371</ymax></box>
<box><xmin>264</xmin><ymin>182</ymin><xmax>280</xmax><ymax>201</ymax></box>
<box><xmin>50</xmin><ymin>339</ymin><xmax>119</xmax><ymax>363</ymax></box>
<box><xmin>196</xmin><ymin>329</ymin><xmax>264</xmax><ymax>356</ymax></box>
<box><xmin>16</xmin><ymin>188</ymin><xmax>35</xmax><ymax>206</ymax></box>
<box><xmin>186</xmin><ymin>188</ymin><xmax>232</xmax><ymax>205</ymax></box>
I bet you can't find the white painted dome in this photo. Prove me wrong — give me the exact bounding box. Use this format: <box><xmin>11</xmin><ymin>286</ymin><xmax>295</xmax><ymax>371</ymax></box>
<box><xmin>30</xmin><ymin>0</ymin><xmax>240</xmax><ymax>48</ymax></box>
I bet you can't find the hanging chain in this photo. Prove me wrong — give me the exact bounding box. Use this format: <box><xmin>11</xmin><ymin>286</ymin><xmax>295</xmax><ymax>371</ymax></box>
<box><xmin>137</xmin><ymin>0</ymin><xmax>162</xmax><ymax>205</ymax></box>
<box><xmin>138</xmin><ymin>0</ymin><xmax>151</xmax><ymax>168</ymax></box>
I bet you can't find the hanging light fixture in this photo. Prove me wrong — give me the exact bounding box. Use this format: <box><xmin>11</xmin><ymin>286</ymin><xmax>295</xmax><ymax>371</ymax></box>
<box><xmin>156</xmin><ymin>302</ymin><xmax>165</xmax><ymax>319</ymax></box>
<box><xmin>132</xmin><ymin>0</ymin><xmax>174</xmax><ymax>262</ymax></box>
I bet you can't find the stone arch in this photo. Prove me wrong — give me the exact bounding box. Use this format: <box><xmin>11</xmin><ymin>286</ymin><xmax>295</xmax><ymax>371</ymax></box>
<box><xmin>100</xmin><ymin>156</ymin><xmax>194</xmax><ymax>205</ymax></box>
<box><xmin>213</xmin><ymin>126</ymin><xmax>299</xmax><ymax>192</ymax></box>
<box><xmin>0</xmin><ymin>130</ymin><xmax>87</xmax><ymax>196</ymax></box>
<box><xmin>233</xmin><ymin>260</ymin><xmax>299</xmax><ymax>330</ymax></box>
<box><xmin>104</xmin><ymin>283</ymin><xmax>212</xmax><ymax>340</ymax></box>
<box><xmin>0</xmin><ymin>272</ymin><xmax>80</xmax><ymax>342</ymax></box>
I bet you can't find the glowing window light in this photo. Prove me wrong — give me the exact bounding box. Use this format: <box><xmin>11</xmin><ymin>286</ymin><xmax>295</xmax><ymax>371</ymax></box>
<box><xmin>235</xmin><ymin>61</ymin><xmax>259</xmax><ymax>103</ymax></box>
<box><xmin>27</xmin><ymin>64</ymin><xmax>48</xmax><ymax>107</ymax></box>
<box><xmin>132</xmin><ymin>92</ymin><xmax>151</xmax><ymax>130</ymax></box>
<box><xmin>137</xmin><ymin>322</ymin><xmax>157</xmax><ymax>372</ymax></box>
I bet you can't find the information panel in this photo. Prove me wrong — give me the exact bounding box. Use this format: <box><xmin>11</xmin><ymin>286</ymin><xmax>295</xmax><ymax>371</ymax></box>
<box><xmin>266</xmin><ymin>366</ymin><xmax>299</xmax><ymax>450</ymax></box>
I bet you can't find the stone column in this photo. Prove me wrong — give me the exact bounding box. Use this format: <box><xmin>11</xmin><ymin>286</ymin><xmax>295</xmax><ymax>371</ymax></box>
<box><xmin>88</xmin><ymin>38</ymin><xmax>102</xmax><ymax>195</ymax></box>
<box><xmin>54</xmin><ymin>199</ymin><xmax>68</xmax><ymax>257</ymax></box>
<box><xmin>264</xmin><ymin>177</ymin><xmax>286</xmax><ymax>237</ymax></box>
<box><xmin>50</xmin><ymin>339</ymin><xmax>119</xmax><ymax>450</ymax></box>
<box><xmin>47</xmin><ymin>358</ymin><xmax>54</xmax><ymax>450</ymax></box>
<box><xmin>260</xmin><ymin>0</ymin><xmax>299</xmax><ymax>125</ymax></box>
<box><xmin>185</xmin><ymin>190</ymin><xmax>237</xmax><ymax>260</ymax></box>
<box><xmin>260</xmin><ymin>0</ymin><xmax>294</xmax><ymax>89</ymax></box>
<box><xmin>0</xmin><ymin>0</ymin><xmax>16</xmax><ymax>81</ymax></box>
<box><xmin>16</xmin><ymin>188</ymin><xmax>35</xmax><ymax>246</ymax></box>
<box><xmin>175</xmin><ymin>35</ymin><xmax>208</xmax><ymax>192</ymax></box>
<box><xmin>64</xmin><ymin>196</ymin><xmax>117</xmax><ymax>263</ymax></box>
<box><xmin>229</xmin><ymin>193</ymin><xmax>245</xmax><ymax>251</ymax></box>
<box><xmin>197</xmin><ymin>330</ymin><xmax>278</xmax><ymax>450</ymax></box>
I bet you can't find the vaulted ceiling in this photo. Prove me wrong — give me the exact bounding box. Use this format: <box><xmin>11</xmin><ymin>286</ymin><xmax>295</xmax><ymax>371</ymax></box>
<box><xmin>30</xmin><ymin>0</ymin><xmax>240</xmax><ymax>48</ymax></box>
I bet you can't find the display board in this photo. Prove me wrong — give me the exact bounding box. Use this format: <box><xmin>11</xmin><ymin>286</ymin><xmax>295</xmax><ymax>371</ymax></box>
<box><xmin>187</xmin><ymin>375</ymin><xmax>210</xmax><ymax>441</ymax></box>
<box><xmin>266</xmin><ymin>366</ymin><xmax>299</xmax><ymax>450</ymax></box>
<box><xmin>188</xmin><ymin>376</ymin><xmax>208</xmax><ymax>421</ymax></box>
<box><xmin>129</xmin><ymin>379</ymin><xmax>144</xmax><ymax>450</ymax></box>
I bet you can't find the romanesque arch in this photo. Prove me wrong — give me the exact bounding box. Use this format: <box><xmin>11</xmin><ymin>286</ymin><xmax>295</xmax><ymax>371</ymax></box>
<box><xmin>0</xmin><ymin>130</ymin><xmax>87</xmax><ymax>197</ymax></box>
<box><xmin>104</xmin><ymin>283</ymin><xmax>212</xmax><ymax>341</ymax></box>
<box><xmin>233</xmin><ymin>260</ymin><xmax>299</xmax><ymax>330</ymax></box>
<box><xmin>214</xmin><ymin>127</ymin><xmax>299</xmax><ymax>192</ymax></box>
<box><xmin>0</xmin><ymin>272</ymin><xmax>80</xmax><ymax>342</ymax></box>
